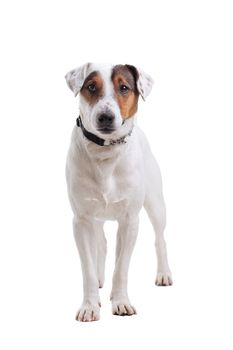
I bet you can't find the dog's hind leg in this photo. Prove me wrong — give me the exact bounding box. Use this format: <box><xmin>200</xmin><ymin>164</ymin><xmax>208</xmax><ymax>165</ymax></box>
<box><xmin>96</xmin><ymin>221</ymin><xmax>107</xmax><ymax>288</ymax></box>
<box><xmin>144</xmin><ymin>188</ymin><xmax>173</xmax><ymax>286</ymax></box>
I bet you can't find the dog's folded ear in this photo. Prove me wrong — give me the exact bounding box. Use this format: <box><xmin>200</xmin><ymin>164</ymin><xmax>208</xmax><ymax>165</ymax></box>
<box><xmin>65</xmin><ymin>63</ymin><xmax>90</xmax><ymax>97</ymax></box>
<box><xmin>125</xmin><ymin>65</ymin><xmax>154</xmax><ymax>101</ymax></box>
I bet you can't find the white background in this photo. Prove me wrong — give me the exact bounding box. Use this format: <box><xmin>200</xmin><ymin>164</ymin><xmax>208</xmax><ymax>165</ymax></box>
<box><xmin>0</xmin><ymin>0</ymin><xmax>233</xmax><ymax>349</ymax></box>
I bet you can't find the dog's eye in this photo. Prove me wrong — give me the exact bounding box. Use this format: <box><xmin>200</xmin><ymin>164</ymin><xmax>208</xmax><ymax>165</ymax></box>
<box><xmin>119</xmin><ymin>85</ymin><xmax>130</xmax><ymax>94</ymax></box>
<box><xmin>87</xmin><ymin>83</ymin><xmax>97</xmax><ymax>93</ymax></box>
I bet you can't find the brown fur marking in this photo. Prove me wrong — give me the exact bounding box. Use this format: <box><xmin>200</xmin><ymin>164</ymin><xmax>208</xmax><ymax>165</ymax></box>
<box><xmin>80</xmin><ymin>71</ymin><xmax>104</xmax><ymax>105</ymax></box>
<box><xmin>111</xmin><ymin>65</ymin><xmax>139</xmax><ymax>120</ymax></box>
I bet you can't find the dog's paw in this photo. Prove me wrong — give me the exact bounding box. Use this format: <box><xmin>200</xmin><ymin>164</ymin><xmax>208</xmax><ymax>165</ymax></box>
<box><xmin>112</xmin><ymin>300</ymin><xmax>137</xmax><ymax>316</ymax></box>
<box><xmin>155</xmin><ymin>271</ymin><xmax>173</xmax><ymax>286</ymax></box>
<box><xmin>76</xmin><ymin>303</ymin><xmax>100</xmax><ymax>322</ymax></box>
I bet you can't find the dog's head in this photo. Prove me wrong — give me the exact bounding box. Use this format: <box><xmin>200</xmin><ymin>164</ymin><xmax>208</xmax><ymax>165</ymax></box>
<box><xmin>65</xmin><ymin>63</ymin><xmax>153</xmax><ymax>136</ymax></box>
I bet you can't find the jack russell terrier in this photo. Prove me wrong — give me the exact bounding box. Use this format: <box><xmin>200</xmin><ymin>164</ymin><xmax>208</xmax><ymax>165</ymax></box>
<box><xmin>65</xmin><ymin>63</ymin><xmax>172</xmax><ymax>322</ymax></box>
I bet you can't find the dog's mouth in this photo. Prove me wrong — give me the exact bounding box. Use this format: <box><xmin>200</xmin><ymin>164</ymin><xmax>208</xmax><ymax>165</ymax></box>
<box><xmin>97</xmin><ymin>127</ymin><xmax>116</xmax><ymax>134</ymax></box>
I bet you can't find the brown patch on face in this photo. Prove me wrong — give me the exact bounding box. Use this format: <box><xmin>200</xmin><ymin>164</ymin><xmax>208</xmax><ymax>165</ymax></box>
<box><xmin>111</xmin><ymin>65</ymin><xmax>139</xmax><ymax>120</ymax></box>
<box><xmin>80</xmin><ymin>71</ymin><xmax>104</xmax><ymax>105</ymax></box>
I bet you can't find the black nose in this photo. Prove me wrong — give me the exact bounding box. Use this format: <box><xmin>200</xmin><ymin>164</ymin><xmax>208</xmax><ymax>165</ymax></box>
<box><xmin>97</xmin><ymin>113</ymin><xmax>114</xmax><ymax>128</ymax></box>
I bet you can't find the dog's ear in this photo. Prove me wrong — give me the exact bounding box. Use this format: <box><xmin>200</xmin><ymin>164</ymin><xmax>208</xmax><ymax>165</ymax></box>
<box><xmin>125</xmin><ymin>64</ymin><xmax>154</xmax><ymax>101</ymax></box>
<box><xmin>65</xmin><ymin>63</ymin><xmax>90</xmax><ymax>97</ymax></box>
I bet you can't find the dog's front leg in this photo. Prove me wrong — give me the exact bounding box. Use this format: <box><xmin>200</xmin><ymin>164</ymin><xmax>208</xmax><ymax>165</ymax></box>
<box><xmin>73</xmin><ymin>216</ymin><xmax>100</xmax><ymax>322</ymax></box>
<box><xmin>111</xmin><ymin>215</ymin><xmax>139</xmax><ymax>316</ymax></box>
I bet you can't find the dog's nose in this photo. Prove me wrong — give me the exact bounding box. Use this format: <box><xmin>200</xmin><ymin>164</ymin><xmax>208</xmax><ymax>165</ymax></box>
<box><xmin>97</xmin><ymin>113</ymin><xmax>114</xmax><ymax>127</ymax></box>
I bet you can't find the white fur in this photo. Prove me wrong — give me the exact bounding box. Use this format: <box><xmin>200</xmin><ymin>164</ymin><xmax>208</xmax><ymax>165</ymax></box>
<box><xmin>65</xmin><ymin>63</ymin><xmax>172</xmax><ymax>322</ymax></box>
<box><xmin>136</xmin><ymin>68</ymin><xmax>154</xmax><ymax>100</ymax></box>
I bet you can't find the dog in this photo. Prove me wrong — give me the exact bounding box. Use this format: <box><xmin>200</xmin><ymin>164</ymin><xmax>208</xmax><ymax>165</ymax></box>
<box><xmin>65</xmin><ymin>63</ymin><xmax>172</xmax><ymax>322</ymax></box>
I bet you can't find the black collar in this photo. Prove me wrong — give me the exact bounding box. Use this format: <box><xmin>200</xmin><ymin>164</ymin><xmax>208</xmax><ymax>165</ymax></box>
<box><xmin>76</xmin><ymin>116</ymin><xmax>133</xmax><ymax>146</ymax></box>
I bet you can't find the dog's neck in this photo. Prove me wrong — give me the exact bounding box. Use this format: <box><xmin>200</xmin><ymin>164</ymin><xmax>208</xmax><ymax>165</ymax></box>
<box><xmin>84</xmin><ymin>130</ymin><xmax>131</xmax><ymax>164</ymax></box>
<box><xmin>75</xmin><ymin>118</ymin><xmax>134</xmax><ymax>180</ymax></box>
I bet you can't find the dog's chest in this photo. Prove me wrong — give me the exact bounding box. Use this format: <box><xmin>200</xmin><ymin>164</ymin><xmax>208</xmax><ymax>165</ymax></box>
<box><xmin>92</xmin><ymin>159</ymin><xmax>129</xmax><ymax>202</ymax></box>
<box><xmin>67</xmin><ymin>131</ymin><xmax>144</xmax><ymax>220</ymax></box>
<box><xmin>82</xmin><ymin>156</ymin><xmax>136</xmax><ymax>219</ymax></box>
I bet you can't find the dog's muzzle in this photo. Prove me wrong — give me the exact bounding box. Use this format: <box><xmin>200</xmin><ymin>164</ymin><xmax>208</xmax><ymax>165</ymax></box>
<box><xmin>97</xmin><ymin>113</ymin><xmax>115</xmax><ymax>134</ymax></box>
